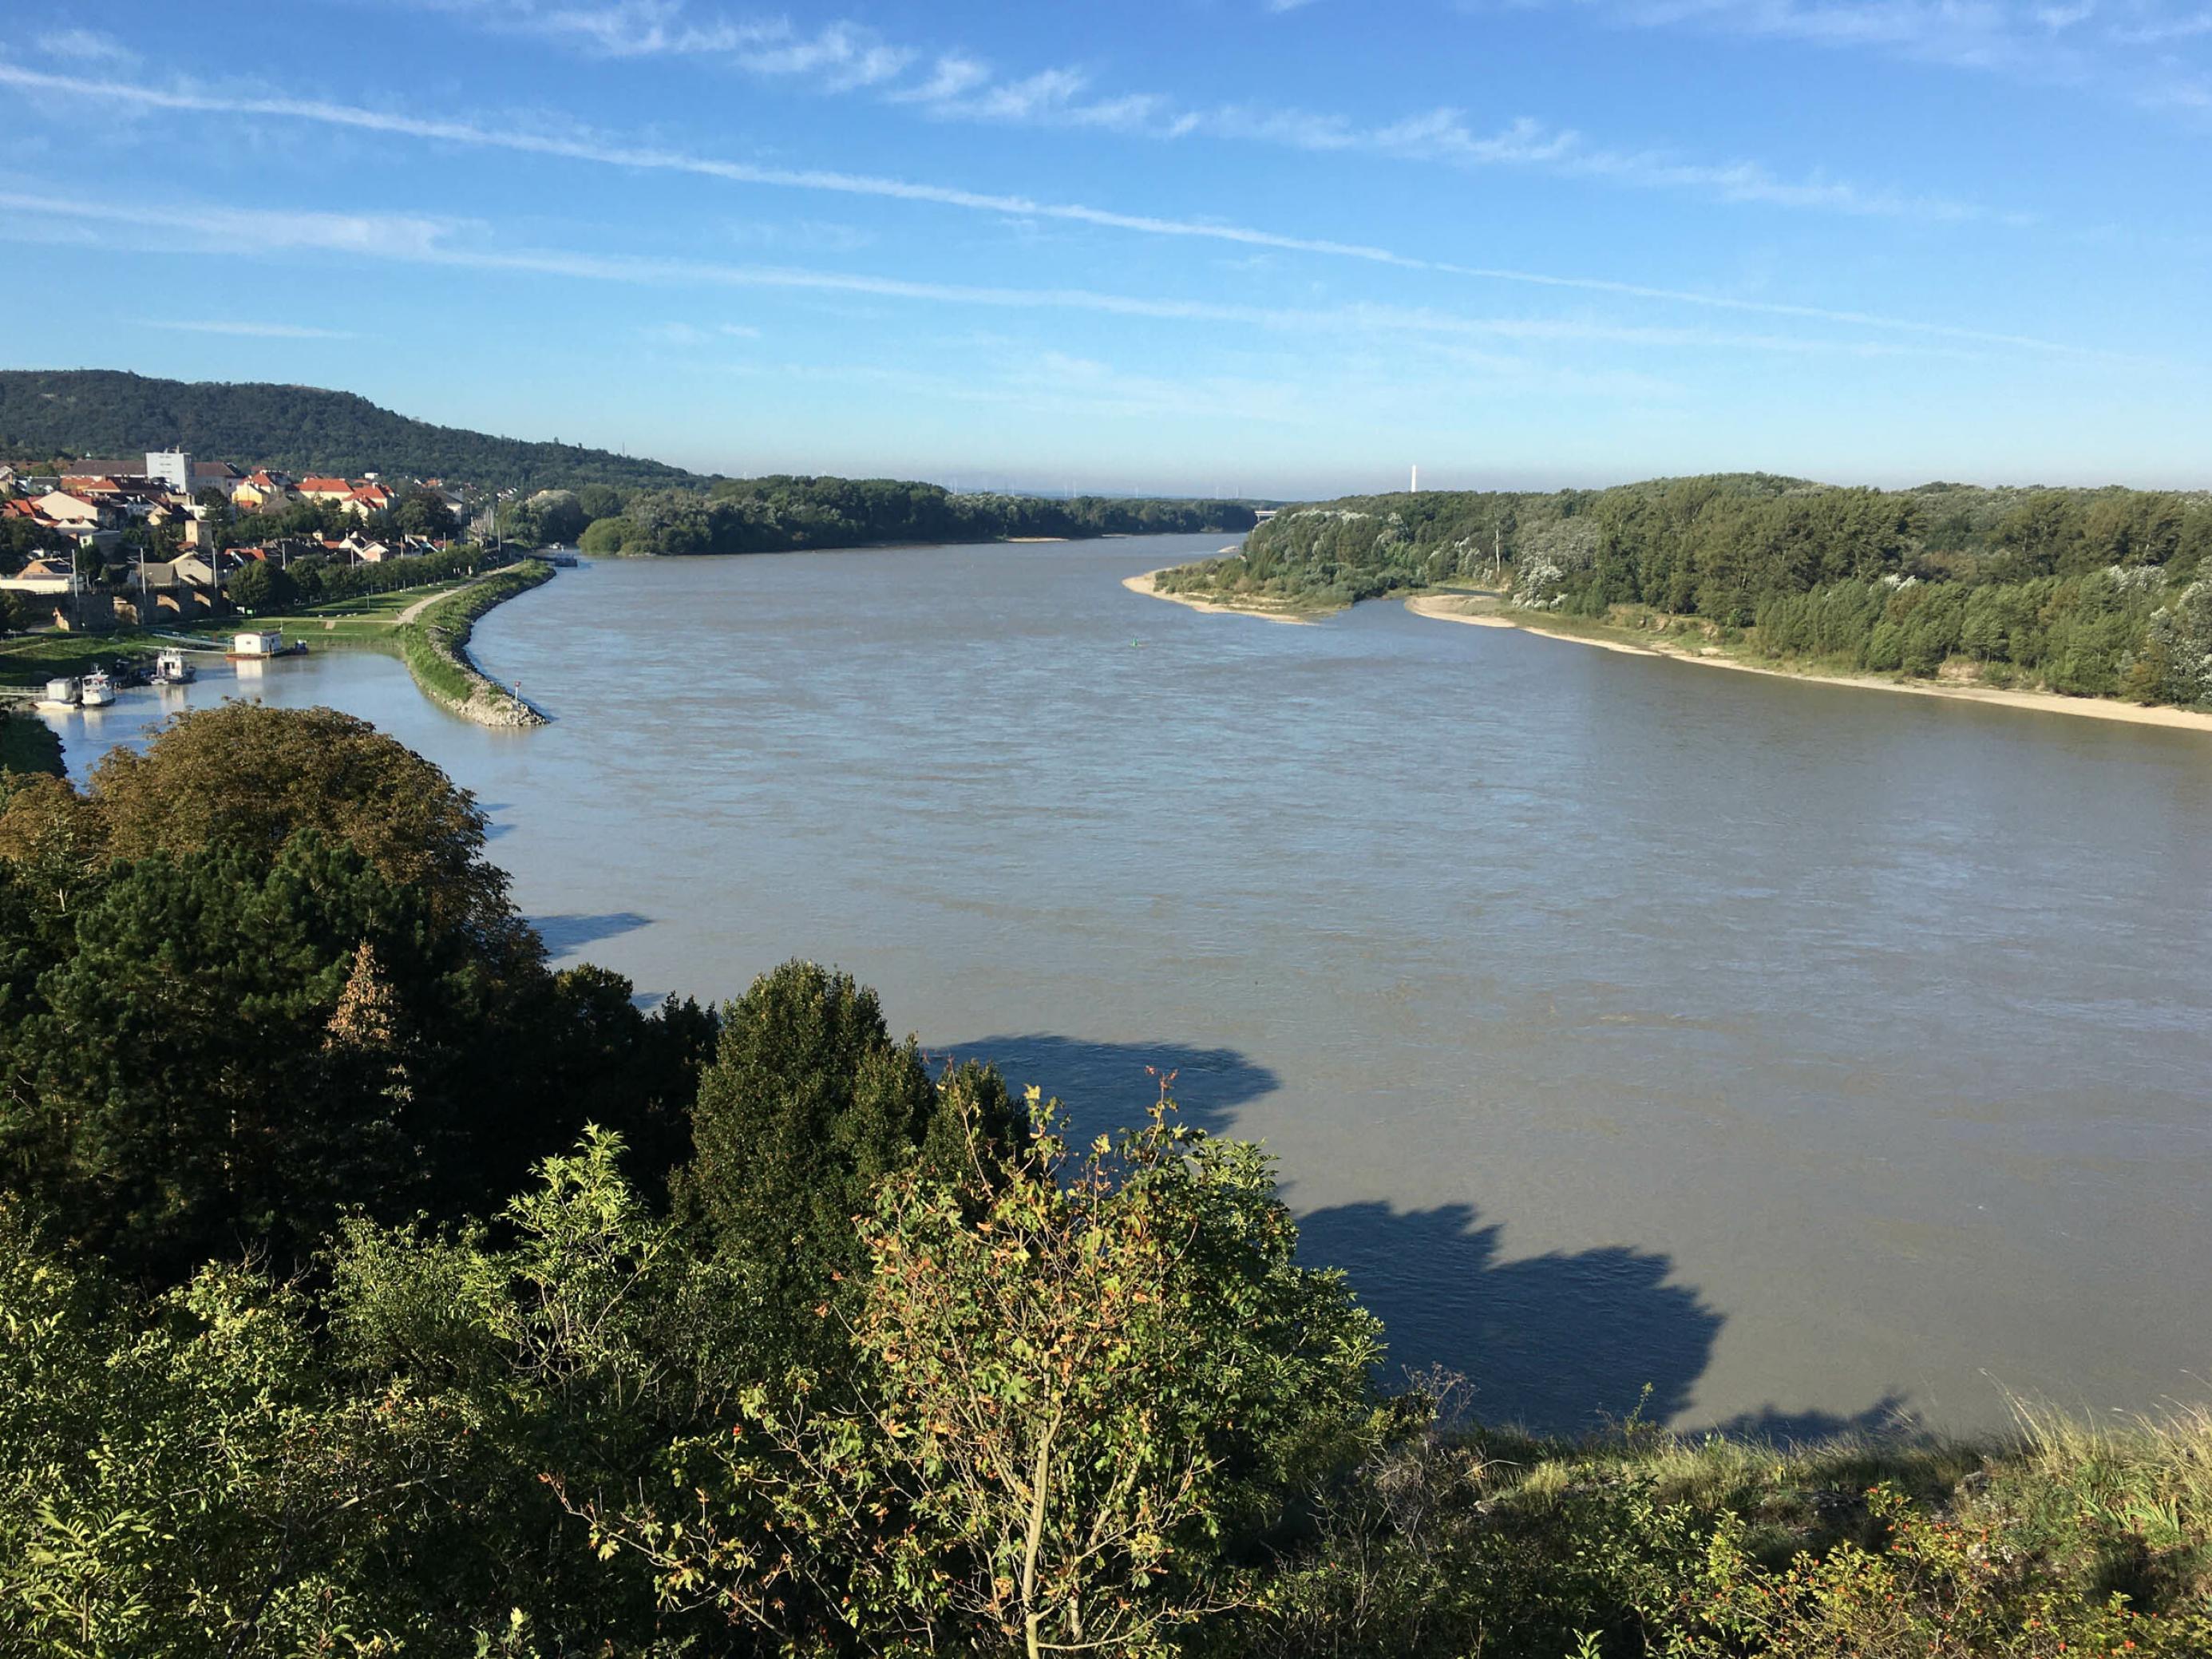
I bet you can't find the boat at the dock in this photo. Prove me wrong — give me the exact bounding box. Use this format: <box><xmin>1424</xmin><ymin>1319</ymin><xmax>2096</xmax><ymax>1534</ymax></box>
<box><xmin>152</xmin><ymin>648</ymin><xmax>196</xmax><ymax>685</ymax></box>
<box><xmin>35</xmin><ymin>677</ymin><xmax>79</xmax><ymax>710</ymax></box>
<box><xmin>78</xmin><ymin>670</ymin><xmax>116</xmax><ymax>709</ymax></box>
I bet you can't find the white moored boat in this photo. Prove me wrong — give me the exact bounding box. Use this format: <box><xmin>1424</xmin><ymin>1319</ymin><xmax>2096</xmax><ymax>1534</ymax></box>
<box><xmin>35</xmin><ymin>677</ymin><xmax>79</xmax><ymax>711</ymax></box>
<box><xmin>79</xmin><ymin>670</ymin><xmax>116</xmax><ymax>709</ymax></box>
<box><xmin>153</xmin><ymin>648</ymin><xmax>196</xmax><ymax>685</ymax></box>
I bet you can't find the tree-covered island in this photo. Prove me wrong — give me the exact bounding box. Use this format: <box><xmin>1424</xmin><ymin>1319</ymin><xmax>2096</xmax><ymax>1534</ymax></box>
<box><xmin>1151</xmin><ymin>476</ymin><xmax>2212</xmax><ymax>715</ymax></box>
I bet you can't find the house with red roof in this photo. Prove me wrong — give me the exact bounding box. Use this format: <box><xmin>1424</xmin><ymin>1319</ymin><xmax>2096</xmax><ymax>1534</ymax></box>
<box><xmin>234</xmin><ymin>470</ymin><xmax>297</xmax><ymax>512</ymax></box>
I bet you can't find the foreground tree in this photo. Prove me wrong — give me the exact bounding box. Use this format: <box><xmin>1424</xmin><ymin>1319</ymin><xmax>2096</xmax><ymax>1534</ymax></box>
<box><xmin>0</xmin><ymin>708</ymin><xmax>716</xmax><ymax>1277</ymax></box>
<box><xmin>594</xmin><ymin>1094</ymin><xmax>1385</xmax><ymax>1657</ymax></box>
<box><xmin>0</xmin><ymin>1209</ymin><xmax>460</xmax><ymax>1657</ymax></box>
<box><xmin>676</xmin><ymin>959</ymin><xmax>1017</xmax><ymax>1370</ymax></box>
<box><xmin>0</xmin><ymin>831</ymin><xmax>440</xmax><ymax>1279</ymax></box>
<box><xmin>85</xmin><ymin>703</ymin><xmax>525</xmax><ymax>959</ymax></box>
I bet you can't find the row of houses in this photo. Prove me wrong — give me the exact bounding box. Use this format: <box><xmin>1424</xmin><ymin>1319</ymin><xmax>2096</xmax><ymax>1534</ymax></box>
<box><xmin>0</xmin><ymin>450</ymin><xmax>466</xmax><ymax>556</ymax></box>
<box><xmin>4</xmin><ymin>531</ymin><xmax>453</xmax><ymax>592</ymax></box>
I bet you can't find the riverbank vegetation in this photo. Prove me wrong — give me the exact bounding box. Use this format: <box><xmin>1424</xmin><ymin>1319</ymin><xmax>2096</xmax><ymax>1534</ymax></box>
<box><xmin>576</xmin><ymin>476</ymin><xmax>1258</xmax><ymax>556</ymax></box>
<box><xmin>395</xmin><ymin>559</ymin><xmax>552</xmax><ymax>723</ymax></box>
<box><xmin>0</xmin><ymin>549</ymin><xmax>548</xmax><ymax>732</ymax></box>
<box><xmin>1160</xmin><ymin>477</ymin><xmax>2212</xmax><ymax>711</ymax></box>
<box><xmin>2</xmin><ymin>708</ymin><xmax>2210</xmax><ymax>1653</ymax></box>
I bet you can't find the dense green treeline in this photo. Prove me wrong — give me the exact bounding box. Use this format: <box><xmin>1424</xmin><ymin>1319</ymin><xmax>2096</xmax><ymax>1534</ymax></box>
<box><xmin>1162</xmin><ymin>477</ymin><xmax>2212</xmax><ymax>706</ymax></box>
<box><xmin>4</xmin><ymin>707</ymin><xmax>2211</xmax><ymax>1656</ymax></box>
<box><xmin>577</xmin><ymin>476</ymin><xmax>1256</xmax><ymax>556</ymax></box>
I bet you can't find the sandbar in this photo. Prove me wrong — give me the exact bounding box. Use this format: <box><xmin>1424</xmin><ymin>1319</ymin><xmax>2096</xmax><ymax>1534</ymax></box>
<box><xmin>1122</xmin><ymin>569</ymin><xmax>1314</xmax><ymax>626</ymax></box>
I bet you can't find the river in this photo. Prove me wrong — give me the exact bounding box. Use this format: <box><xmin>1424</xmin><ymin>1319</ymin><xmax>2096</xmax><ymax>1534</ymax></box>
<box><xmin>42</xmin><ymin>532</ymin><xmax>2212</xmax><ymax>1437</ymax></box>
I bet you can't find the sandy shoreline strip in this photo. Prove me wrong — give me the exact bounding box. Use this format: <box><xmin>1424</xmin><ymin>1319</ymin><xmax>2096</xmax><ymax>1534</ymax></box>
<box><xmin>1404</xmin><ymin>594</ymin><xmax>2212</xmax><ymax>734</ymax></box>
<box><xmin>1122</xmin><ymin>569</ymin><xmax>1313</xmax><ymax>626</ymax></box>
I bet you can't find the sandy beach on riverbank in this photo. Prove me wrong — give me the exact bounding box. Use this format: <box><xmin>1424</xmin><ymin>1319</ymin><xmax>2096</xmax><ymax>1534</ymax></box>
<box><xmin>1122</xmin><ymin>569</ymin><xmax>1313</xmax><ymax>625</ymax></box>
<box><xmin>1405</xmin><ymin>593</ymin><xmax>2212</xmax><ymax>734</ymax></box>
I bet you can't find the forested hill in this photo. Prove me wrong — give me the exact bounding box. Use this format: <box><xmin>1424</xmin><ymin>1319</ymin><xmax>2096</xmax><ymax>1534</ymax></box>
<box><xmin>0</xmin><ymin>369</ymin><xmax>699</xmax><ymax>489</ymax></box>
<box><xmin>1156</xmin><ymin>473</ymin><xmax>2212</xmax><ymax>707</ymax></box>
<box><xmin>0</xmin><ymin>370</ymin><xmax>1262</xmax><ymax>544</ymax></box>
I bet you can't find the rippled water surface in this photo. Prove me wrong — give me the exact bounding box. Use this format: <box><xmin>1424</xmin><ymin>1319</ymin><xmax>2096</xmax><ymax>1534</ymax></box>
<box><xmin>50</xmin><ymin>533</ymin><xmax>2212</xmax><ymax>1435</ymax></box>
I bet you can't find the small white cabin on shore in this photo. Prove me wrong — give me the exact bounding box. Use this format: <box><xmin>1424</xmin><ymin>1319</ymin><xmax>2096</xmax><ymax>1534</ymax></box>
<box><xmin>231</xmin><ymin>630</ymin><xmax>284</xmax><ymax>658</ymax></box>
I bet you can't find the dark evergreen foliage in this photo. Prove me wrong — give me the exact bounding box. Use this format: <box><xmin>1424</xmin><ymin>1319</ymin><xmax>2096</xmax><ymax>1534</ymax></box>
<box><xmin>676</xmin><ymin>959</ymin><xmax>1018</xmax><ymax>1369</ymax></box>
<box><xmin>0</xmin><ymin>707</ymin><xmax>714</xmax><ymax>1283</ymax></box>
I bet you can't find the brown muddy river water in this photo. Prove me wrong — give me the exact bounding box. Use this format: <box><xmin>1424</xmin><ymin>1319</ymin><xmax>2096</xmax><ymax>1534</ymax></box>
<box><xmin>47</xmin><ymin>533</ymin><xmax>2212</xmax><ymax>1435</ymax></box>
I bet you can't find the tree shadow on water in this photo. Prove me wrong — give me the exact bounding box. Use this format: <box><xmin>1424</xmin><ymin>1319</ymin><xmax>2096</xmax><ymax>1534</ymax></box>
<box><xmin>925</xmin><ymin>1033</ymin><xmax>1277</xmax><ymax>1142</ymax></box>
<box><xmin>1704</xmin><ymin>1397</ymin><xmax>1923</xmax><ymax>1443</ymax></box>
<box><xmin>1293</xmin><ymin>1200</ymin><xmax>1725</xmax><ymax>1437</ymax></box>
<box><xmin>532</xmin><ymin>912</ymin><xmax>654</xmax><ymax>957</ymax></box>
<box><xmin>916</xmin><ymin>1036</ymin><xmax>1907</xmax><ymax>1443</ymax></box>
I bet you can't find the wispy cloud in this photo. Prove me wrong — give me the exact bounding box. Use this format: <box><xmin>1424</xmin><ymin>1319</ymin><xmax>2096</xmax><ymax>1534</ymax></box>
<box><xmin>1207</xmin><ymin>103</ymin><xmax>1998</xmax><ymax>220</ymax></box>
<box><xmin>35</xmin><ymin>27</ymin><xmax>137</xmax><ymax>64</ymax></box>
<box><xmin>2110</xmin><ymin>7</ymin><xmax>2212</xmax><ymax>42</ymax></box>
<box><xmin>141</xmin><ymin>319</ymin><xmax>357</xmax><ymax>339</ymax></box>
<box><xmin>368</xmin><ymin>1</ymin><xmax>2003</xmax><ymax>217</ymax></box>
<box><xmin>726</xmin><ymin>218</ymin><xmax>876</xmax><ymax>253</ymax></box>
<box><xmin>1503</xmin><ymin>0</ymin><xmax>2212</xmax><ymax>117</ymax></box>
<box><xmin>642</xmin><ymin>320</ymin><xmax>763</xmax><ymax>343</ymax></box>
<box><xmin>0</xmin><ymin>65</ymin><xmax>2078</xmax><ymax>356</ymax></box>
<box><xmin>407</xmin><ymin>1</ymin><xmax>912</xmax><ymax>84</ymax></box>
<box><xmin>0</xmin><ymin>187</ymin><xmax>2117</xmax><ymax>373</ymax></box>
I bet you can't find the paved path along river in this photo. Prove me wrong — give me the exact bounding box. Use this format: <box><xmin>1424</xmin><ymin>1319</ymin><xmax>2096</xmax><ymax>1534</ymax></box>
<box><xmin>46</xmin><ymin>533</ymin><xmax>2212</xmax><ymax>1435</ymax></box>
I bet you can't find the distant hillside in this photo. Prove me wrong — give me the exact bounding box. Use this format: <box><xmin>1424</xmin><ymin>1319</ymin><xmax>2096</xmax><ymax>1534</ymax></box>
<box><xmin>0</xmin><ymin>370</ymin><xmax>701</xmax><ymax>489</ymax></box>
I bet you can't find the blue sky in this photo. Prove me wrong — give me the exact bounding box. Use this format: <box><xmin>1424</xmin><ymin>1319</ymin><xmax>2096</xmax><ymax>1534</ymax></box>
<box><xmin>3</xmin><ymin>1</ymin><xmax>2208</xmax><ymax>495</ymax></box>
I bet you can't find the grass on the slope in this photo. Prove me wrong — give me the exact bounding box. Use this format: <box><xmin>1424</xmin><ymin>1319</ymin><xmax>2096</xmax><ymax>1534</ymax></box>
<box><xmin>397</xmin><ymin>561</ymin><xmax>552</xmax><ymax>711</ymax></box>
<box><xmin>1247</xmin><ymin>1395</ymin><xmax>2212</xmax><ymax>1657</ymax></box>
<box><xmin>180</xmin><ymin>580</ymin><xmax>478</xmax><ymax>647</ymax></box>
<box><xmin>0</xmin><ymin>630</ymin><xmax>162</xmax><ymax>685</ymax></box>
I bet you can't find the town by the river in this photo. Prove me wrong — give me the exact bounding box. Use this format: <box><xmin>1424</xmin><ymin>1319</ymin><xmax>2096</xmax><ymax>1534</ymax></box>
<box><xmin>42</xmin><ymin>532</ymin><xmax>2212</xmax><ymax>1437</ymax></box>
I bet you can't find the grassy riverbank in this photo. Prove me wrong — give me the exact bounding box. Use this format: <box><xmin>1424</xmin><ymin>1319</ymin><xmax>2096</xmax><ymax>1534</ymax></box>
<box><xmin>198</xmin><ymin>581</ymin><xmax>480</xmax><ymax>644</ymax></box>
<box><xmin>0</xmin><ymin>581</ymin><xmax>481</xmax><ymax>690</ymax></box>
<box><xmin>395</xmin><ymin>559</ymin><xmax>552</xmax><ymax>724</ymax></box>
<box><xmin>0</xmin><ymin>566</ymin><xmax>552</xmax><ymax>727</ymax></box>
<box><xmin>0</xmin><ymin>631</ymin><xmax>164</xmax><ymax>686</ymax></box>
